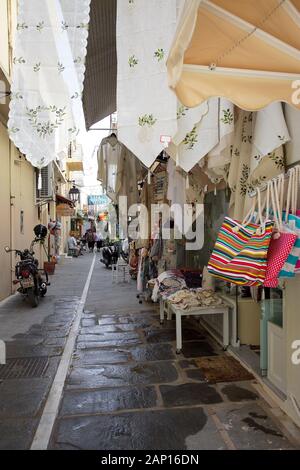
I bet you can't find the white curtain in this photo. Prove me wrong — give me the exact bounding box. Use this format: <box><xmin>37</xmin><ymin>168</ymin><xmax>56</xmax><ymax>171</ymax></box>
<box><xmin>8</xmin><ymin>0</ymin><xmax>90</xmax><ymax>168</ymax></box>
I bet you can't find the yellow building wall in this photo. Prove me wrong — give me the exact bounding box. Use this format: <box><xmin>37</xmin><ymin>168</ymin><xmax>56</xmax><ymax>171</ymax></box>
<box><xmin>10</xmin><ymin>151</ymin><xmax>40</xmax><ymax>272</ymax></box>
<box><xmin>0</xmin><ymin>121</ymin><xmax>12</xmax><ymax>300</ymax></box>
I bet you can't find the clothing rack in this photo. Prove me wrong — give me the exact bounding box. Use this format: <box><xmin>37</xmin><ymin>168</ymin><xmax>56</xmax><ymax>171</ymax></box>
<box><xmin>248</xmin><ymin>163</ymin><xmax>300</xmax><ymax>198</ymax></box>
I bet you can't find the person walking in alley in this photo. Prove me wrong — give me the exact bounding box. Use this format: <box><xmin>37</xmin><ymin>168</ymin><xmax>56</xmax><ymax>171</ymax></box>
<box><xmin>86</xmin><ymin>230</ymin><xmax>95</xmax><ymax>252</ymax></box>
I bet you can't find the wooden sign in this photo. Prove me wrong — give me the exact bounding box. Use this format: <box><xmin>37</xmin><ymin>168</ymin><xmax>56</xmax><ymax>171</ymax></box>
<box><xmin>56</xmin><ymin>203</ymin><xmax>75</xmax><ymax>217</ymax></box>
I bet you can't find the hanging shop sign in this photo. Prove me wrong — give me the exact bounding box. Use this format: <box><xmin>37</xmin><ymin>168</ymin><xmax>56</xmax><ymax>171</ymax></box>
<box><xmin>8</xmin><ymin>0</ymin><xmax>91</xmax><ymax>168</ymax></box>
<box><xmin>88</xmin><ymin>195</ymin><xmax>109</xmax><ymax>206</ymax></box>
<box><xmin>56</xmin><ymin>204</ymin><xmax>75</xmax><ymax>217</ymax></box>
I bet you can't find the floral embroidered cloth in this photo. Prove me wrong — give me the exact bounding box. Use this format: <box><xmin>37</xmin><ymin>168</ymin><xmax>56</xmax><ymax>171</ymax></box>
<box><xmin>8</xmin><ymin>0</ymin><xmax>90</xmax><ymax>168</ymax></box>
<box><xmin>228</xmin><ymin>103</ymin><xmax>290</xmax><ymax>220</ymax></box>
<box><xmin>116</xmin><ymin>0</ymin><xmax>178</xmax><ymax>168</ymax></box>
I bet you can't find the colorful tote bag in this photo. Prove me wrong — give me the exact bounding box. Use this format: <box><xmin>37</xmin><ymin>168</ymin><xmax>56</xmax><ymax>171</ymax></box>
<box><xmin>208</xmin><ymin>193</ymin><xmax>274</xmax><ymax>286</ymax></box>
<box><xmin>264</xmin><ymin>179</ymin><xmax>297</xmax><ymax>288</ymax></box>
<box><xmin>280</xmin><ymin>168</ymin><xmax>300</xmax><ymax>278</ymax></box>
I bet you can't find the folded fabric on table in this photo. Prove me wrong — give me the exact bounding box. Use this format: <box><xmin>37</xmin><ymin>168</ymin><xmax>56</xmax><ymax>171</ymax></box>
<box><xmin>151</xmin><ymin>270</ymin><xmax>187</xmax><ymax>302</ymax></box>
<box><xmin>167</xmin><ymin>288</ymin><xmax>223</xmax><ymax>310</ymax></box>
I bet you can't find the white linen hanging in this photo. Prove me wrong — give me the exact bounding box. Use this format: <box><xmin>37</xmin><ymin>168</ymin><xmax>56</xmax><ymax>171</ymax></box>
<box><xmin>8</xmin><ymin>0</ymin><xmax>90</xmax><ymax>168</ymax></box>
<box><xmin>116</xmin><ymin>0</ymin><xmax>178</xmax><ymax>169</ymax></box>
<box><xmin>203</xmin><ymin>100</ymin><xmax>235</xmax><ymax>182</ymax></box>
<box><xmin>228</xmin><ymin>103</ymin><xmax>290</xmax><ymax>220</ymax></box>
<box><xmin>167</xmin><ymin>98</ymin><xmax>220</xmax><ymax>173</ymax></box>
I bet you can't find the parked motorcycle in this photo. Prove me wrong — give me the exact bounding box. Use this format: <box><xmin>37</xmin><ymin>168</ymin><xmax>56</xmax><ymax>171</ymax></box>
<box><xmin>4</xmin><ymin>225</ymin><xmax>50</xmax><ymax>307</ymax></box>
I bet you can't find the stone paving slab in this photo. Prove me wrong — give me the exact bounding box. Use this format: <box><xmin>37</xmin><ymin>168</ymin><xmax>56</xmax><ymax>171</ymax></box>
<box><xmin>76</xmin><ymin>338</ymin><xmax>143</xmax><ymax>349</ymax></box>
<box><xmin>130</xmin><ymin>343</ymin><xmax>176</xmax><ymax>362</ymax></box>
<box><xmin>219</xmin><ymin>382</ymin><xmax>259</xmax><ymax>403</ymax></box>
<box><xmin>214</xmin><ymin>403</ymin><xmax>294</xmax><ymax>450</ymax></box>
<box><xmin>52</xmin><ymin>408</ymin><xmax>226</xmax><ymax>450</ymax></box>
<box><xmin>160</xmin><ymin>383</ymin><xmax>223</xmax><ymax>407</ymax></box>
<box><xmin>66</xmin><ymin>362</ymin><xmax>179</xmax><ymax>390</ymax></box>
<box><xmin>0</xmin><ymin>378</ymin><xmax>51</xmax><ymax>418</ymax></box>
<box><xmin>145</xmin><ymin>328</ymin><xmax>206</xmax><ymax>344</ymax></box>
<box><xmin>60</xmin><ymin>386</ymin><xmax>158</xmax><ymax>416</ymax></box>
<box><xmin>73</xmin><ymin>349</ymin><xmax>132</xmax><ymax>366</ymax></box>
<box><xmin>0</xmin><ymin>418</ymin><xmax>39</xmax><ymax>450</ymax></box>
<box><xmin>77</xmin><ymin>332</ymin><xmax>141</xmax><ymax>343</ymax></box>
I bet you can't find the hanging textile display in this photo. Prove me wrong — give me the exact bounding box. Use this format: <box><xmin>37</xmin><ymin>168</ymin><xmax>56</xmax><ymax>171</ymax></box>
<box><xmin>201</xmin><ymin>100</ymin><xmax>235</xmax><ymax>183</ymax></box>
<box><xmin>8</xmin><ymin>0</ymin><xmax>91</xmax><ymax>168</ymax></box>
<box><xmin>166</xmin><ymin>98</ymin><xmax>234</xmax><ymax>175</ymax></box>
<box><xmin>167</xmin><ymin>98</ymin><xmax>220</xmax><ymax>173</ymax></box>
<box><xmin>116</xmin><ymin>0</ymin><xmax>178</xmax><ymax>168</ymax></box>
<box><xmin>97</xmin><ymin>134</ymin><xmax>123</xmax><ymax>203</ymax></box>
<box><xmin>97</xmin><ymin>134</ymin><xmax>144</xmax><ymax>206</ymax></box>
<box><xmin>228</xmin><ymin>103</ymin><xmax>290</xmax><ymax>220</ymax></box>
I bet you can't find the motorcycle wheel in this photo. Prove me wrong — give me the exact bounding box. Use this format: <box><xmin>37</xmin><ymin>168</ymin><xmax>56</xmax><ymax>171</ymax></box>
<box><xmin>28</xmin><ymin>288</ymin><xmax>39</xmax><ymax>308</ymax></box>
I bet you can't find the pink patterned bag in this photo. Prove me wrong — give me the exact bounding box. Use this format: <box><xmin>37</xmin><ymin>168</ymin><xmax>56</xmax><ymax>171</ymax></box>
<box><xmin>264</xmin><ymin>179</ymin><xmax>297</xmax><ymax>288</ymax></box>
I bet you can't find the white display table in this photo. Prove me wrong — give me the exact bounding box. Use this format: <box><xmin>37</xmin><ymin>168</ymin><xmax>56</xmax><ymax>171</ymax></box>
<box><xmin>159</xmin><ymin>297</ymin><xmax>230</xmax><ymax>354</ymax></box>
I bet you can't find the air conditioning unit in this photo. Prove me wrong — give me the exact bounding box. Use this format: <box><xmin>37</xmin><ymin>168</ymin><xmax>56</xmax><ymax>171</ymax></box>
<box><xmin>35</xmin><ymin>164</ymin><xmax>53</xmax><ymax>201</ymax></box>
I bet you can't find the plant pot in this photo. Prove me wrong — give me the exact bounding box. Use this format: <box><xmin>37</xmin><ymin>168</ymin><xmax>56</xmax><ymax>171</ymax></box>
<box><xmin>44</xmin><ymin>261</ymin><xmax>56</xmax><ymax>275</ymax></box>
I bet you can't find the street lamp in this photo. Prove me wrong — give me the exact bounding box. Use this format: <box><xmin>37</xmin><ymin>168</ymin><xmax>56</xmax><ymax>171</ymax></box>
<box><xmin>69</xmin><ymin>185</ymin><xmax>80</xmax><ymax>204</ymax></box>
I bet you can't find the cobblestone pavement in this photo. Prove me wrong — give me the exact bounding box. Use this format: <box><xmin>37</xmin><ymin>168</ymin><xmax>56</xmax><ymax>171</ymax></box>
<box><xmin>0</xmin><ymin>253</ymin><xmax>299</xmax><ymax>450</ymax></box>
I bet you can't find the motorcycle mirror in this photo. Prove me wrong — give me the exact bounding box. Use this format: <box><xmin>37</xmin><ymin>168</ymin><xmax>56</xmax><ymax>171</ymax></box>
<box><xmin>4</xmin><ymin>246</ymin><xmax>11</xmax><ymax>253</ymax></box>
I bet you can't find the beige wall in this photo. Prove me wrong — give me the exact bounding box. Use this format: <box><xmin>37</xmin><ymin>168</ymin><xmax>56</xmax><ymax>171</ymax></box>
<box><xmin>0</xmin><ymin>122</ymin><xmax>12</xmax><ymax>300</ymax></box>
<box><xmin>10</xmin><ymin>151</ymin><xmax>40</xmax><ymax>271</ymax></box>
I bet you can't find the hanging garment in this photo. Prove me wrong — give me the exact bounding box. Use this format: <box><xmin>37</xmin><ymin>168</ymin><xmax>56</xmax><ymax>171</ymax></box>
<box><xmin>116</xmin><ymin>0</ymin><xmax>178</xmax><ymax>168</ymax></box>
<box><xmin>97</xmin><ymin>135</ymin><xmax>124</xmax><ymax>202</ymax></box>
<box><xmin>166</xmin><ymin>158</ymin><xmax>187</xmax><ymax>208</ymax></box>
<box><xmin>119</xmin><ymin>146</ymin><xmax>144</xmax><ymax>207</ymax></box>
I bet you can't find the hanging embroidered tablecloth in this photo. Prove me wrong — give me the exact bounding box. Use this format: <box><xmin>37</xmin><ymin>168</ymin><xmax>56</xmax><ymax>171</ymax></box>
<box><xmin>167</xmin><ymin>98</ymin><xmax>234</xmax><ymax>175</ymax></box>
<box><xmin>228</xmin><ymin>103</ymin><xmax>290</xmax><ymax>220</ymax></box>
<box><xmin>8</xmin><ymin>0</ymin><xmax>90</xmax><ymax>168</ymax></box>
<box><xmin>116</xmin><ymin>0</ymin><xmax>178</xmax><ymax>168</ymax></box>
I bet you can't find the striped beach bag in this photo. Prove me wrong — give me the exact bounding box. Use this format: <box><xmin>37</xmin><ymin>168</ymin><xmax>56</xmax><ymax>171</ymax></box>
<box><xmin>208</xmin><ymin>192</ymin><xmax>274</xmax><ymax>286</ymax></box>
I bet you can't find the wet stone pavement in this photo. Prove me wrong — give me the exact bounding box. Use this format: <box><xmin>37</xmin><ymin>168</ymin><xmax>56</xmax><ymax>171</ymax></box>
<box><xmin>51</xmin><ymin>256</ymin><xmax>296</xmax><ymax>450</ymax></box>
<box><xmin>0</xmin><ymin>254</ymin><xmax>298</xmax><ymax>450</ymax></box>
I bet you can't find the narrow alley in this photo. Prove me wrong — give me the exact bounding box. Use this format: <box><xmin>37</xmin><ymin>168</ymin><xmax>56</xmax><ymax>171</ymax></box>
<box><xmin>0</xmin><ymin>254</ymin><xmax>298</xmax><ymax>451</ymax></box>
